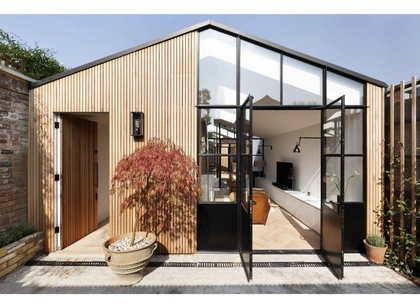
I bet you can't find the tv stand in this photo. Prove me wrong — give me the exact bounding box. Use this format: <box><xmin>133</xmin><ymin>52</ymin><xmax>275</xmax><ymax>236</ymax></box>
<box><xmin>257</xmin><ymin>177</ymin><xmax>320</xmax><ymax>234</ymax></box>
<box><xmin>272</xmin><ymin>182</ymin><xmax>291</xmax><ymax>190</ymax></box>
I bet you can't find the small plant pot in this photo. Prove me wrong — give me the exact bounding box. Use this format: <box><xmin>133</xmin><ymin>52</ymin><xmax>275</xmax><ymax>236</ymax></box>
<box><xmin>102</xmin><ymin>231</ymin><xmax>157</xmax><ymax>286</ymax></box>
<box><xmin>363</xmin><ymin>239</ymin><xmax>388</xmax><ymax>264</ymax></box>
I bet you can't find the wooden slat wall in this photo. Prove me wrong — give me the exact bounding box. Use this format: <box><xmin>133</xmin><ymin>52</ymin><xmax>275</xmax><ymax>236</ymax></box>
<box><xmin>366</xmin><ymin>83</ymin><xmax>385</xmax><ymax>235</ymax></box>
<box><xmin>389</xmin><ymin>85</ymin><xmax>395</xmax><ymax>247</ymax></box>
<box><xmin>386</xmin><ymin>76</ymin><xmax>419</xmax><ymax>266</ymax></box>
<box><xmin>410</xmin><ymin>76</ymin><xmax>417</xmax><ymax>267</ymax></box>
<box><xmin>28</xmin><ymin>32</ymin><xmax>198</xmax><ymax>253</ymax></box>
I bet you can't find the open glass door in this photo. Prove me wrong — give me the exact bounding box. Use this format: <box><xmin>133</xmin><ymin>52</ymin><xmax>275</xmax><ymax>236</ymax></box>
<box><xmin>238</xmin><ymin>94</ymin><xmax>253</xmax><ymax>281</ymax></box>
<box><xmin>321</xmin><ymin>95</ymin><xmax>345</xmax><ymax>279</ymax></box>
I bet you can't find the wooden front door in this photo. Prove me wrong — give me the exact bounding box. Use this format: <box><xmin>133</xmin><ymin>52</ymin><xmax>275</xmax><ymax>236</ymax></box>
<box><xmin>60</xmin><ymin>114</ymin><xmax>98</xmax><ymax>249</ymax></box>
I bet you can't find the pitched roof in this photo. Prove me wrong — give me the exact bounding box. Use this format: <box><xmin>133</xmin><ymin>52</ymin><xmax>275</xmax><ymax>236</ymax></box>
<box><xmin>29</xmin><ymin>20</ymin><xmax>388</xmax><ymax>89</ymax></box>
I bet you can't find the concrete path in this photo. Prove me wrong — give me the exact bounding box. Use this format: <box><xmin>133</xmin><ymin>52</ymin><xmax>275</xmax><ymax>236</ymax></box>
<box><xmin>0</xmin><ymin>251</ymin><xmax>419</xmax><ymax>295</ymax></box>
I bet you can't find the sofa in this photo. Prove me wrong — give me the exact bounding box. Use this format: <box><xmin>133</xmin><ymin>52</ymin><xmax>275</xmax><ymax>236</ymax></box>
<box><xmin>229</xmin><ymin>186</ymin><xmax>270</xmax><ymax>225</ymax></box>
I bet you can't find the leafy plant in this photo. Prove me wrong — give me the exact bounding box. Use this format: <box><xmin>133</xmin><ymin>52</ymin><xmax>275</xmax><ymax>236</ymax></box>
<box><xmin>326</xmin><ymin>170</ymin><xmax>359</xmax><ymax>200</ymax></box>
<box><xmin>0</xmin><ymin>29</ymin><xmax>68</xmax><ymax>79</ymax></box>
<box><xmin>0</xmin><ymin>223</ymin><xmax>34</xmax><ymax>248</ymax></box>
<box><xmin>110</xmin><ymin>138</ymin><xmax>201</xmax><ymax>246</ymax></box>
<box><xmin>383</xmin><ymin>141</ymin><xmax>420</xmax><ymax>277</ymax></box>
<box><xmin>366</xmin><ymin>233</ymin><xmax>386</xmax><ymax>247</ymax></box>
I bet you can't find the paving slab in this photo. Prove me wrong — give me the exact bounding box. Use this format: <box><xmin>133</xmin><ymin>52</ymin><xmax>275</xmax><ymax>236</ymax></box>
<box><xmin>0</xmin><ymin>252</ymin><xmax>419</xmax><ymax>296</ymax></box>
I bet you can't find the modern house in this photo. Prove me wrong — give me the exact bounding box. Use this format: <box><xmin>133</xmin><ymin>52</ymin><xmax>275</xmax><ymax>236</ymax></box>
<box><xmin>27</xmin><ymin>20</ymin><xmax>387</xmax><ymax>280</ymax></box>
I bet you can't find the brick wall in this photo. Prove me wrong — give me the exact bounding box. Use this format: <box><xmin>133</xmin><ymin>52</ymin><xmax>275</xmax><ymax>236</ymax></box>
<box><xmin>0</xmin><ymin>70</ymin><xmax>30</xmax><ymax>233</ymax></box>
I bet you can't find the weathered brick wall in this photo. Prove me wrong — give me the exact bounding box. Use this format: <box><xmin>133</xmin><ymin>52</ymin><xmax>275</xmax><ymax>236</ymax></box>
<box><xmin>0</xmin><ymin>71</ymin><xmax>29</xmax><ymax>233</ymax></box>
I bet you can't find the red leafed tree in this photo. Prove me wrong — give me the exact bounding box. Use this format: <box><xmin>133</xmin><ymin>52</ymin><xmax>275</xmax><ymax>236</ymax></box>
<box><xmin>111</xmin><ymin>138</ymin><xmax>201</xmax><ymax>246</ymax></box>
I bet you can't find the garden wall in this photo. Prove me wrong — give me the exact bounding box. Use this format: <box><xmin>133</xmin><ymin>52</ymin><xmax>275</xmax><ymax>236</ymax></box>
<box><xmin>0</xmin><ymin>66</ymin><xmax>34</xmax><ymax>233</ymax></box>
<box><xmin>0</xmin><ymin>231</ymin><xmax>44</xmax><ymax>279</ymax></box>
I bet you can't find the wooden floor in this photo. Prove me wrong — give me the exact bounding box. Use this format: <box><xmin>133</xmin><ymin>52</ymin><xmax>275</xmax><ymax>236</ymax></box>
<box><xmin>58</xmin><ymin>200</ymin><xmax>320</xmax><ymax>254</ymax></box>
<box><xmin>253</xmin><ymin>200</ymin><xmax>320</xmax><ymax>251</ymax></box>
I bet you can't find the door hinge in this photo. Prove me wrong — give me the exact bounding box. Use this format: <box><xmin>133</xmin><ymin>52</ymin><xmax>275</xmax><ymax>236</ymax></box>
<box><xmin>54</xmin><ymin>174</ymin><xmax>60</xmax><ymax>181</ymax></box>
<box><xmin>55</xmin><ymin>226</ymin><xmax>60</xmax><ymax>234</ymax></box>
<box><xmin>54</xmin><ymin>121</ymin><xmax>59</xmax><ymax>129</ymax></box>
<box><xmin>95</xmin><ymin>193</ymin><xmax>98</xmax><ymax>201</ymax></box>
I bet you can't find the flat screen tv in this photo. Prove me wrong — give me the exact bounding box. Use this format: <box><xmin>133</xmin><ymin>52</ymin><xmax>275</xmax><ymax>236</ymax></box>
<box><xmin>274</xmin><ymin>161</ymin><xmax>293</xmax><ymax>190</ymax></box>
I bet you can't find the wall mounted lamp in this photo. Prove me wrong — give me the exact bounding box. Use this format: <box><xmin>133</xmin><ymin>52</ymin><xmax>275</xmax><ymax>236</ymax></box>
<box><xmin>293</xmin><ymin>136</ymin><xmax>320</xmax><ymax>153</ymax></box>
<box><xmin>260</xmin><ymin>145</ymin><xmax>273</xmax><ymax>149</ymax></box>
<box><xmin>257</xmin><ymin>144</ymin><xmax>272</xmax><ymax>155</ymax></box>
<box><xmin>130</xmin><ymin>112</ymin><xmax>144</xmax><ymax>137</ymax></box>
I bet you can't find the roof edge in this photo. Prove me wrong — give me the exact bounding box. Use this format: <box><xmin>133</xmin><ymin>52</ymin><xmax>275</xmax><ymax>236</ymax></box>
<box><xmin>29</xmin><ymin>20</ymin><xmax>213</xmax><ymax>89</ymax></box>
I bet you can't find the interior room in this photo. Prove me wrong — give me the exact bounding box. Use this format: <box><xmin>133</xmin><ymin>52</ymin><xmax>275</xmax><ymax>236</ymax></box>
<box><xmin>251</xmin><ymin>109</ymin><xmax>322</xmax><ymax>251</ymax></box>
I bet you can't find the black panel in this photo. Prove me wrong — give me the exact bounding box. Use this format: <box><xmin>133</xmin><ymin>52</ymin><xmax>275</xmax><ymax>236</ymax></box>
<box><xmin>343</xmin><ymin>202</ymin><xmax>366</xmax><ymax>252</ymax></box>
<box><xmin>197</xmin><ymin>203</ymin><xmax>237</xmax><ymax>251</ymax></box>
<box><xmin>321</xmin><ymin>203</ymin><xmax>343</xmax><ymax>277</ymax></box>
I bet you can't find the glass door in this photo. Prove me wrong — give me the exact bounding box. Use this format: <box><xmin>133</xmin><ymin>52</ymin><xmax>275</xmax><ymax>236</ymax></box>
<box><xmin>321</xmin><ymin>95</ymin><xmax>345</xmax><ymax>279</ymax></box>
<box><xmin>238</xmin><ymin>94</ymin><xmax>253</xmax><ymax>281</ymax></box>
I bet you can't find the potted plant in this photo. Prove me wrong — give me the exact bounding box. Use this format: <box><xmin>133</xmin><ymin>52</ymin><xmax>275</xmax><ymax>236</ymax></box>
<box><xmin>363</xmin><ymin>233</ymin><xmax>388</xmax><ymax>264</ymax></box>
<box><xmin>102</xmin><ymin>137</ymin><xmax>201</xmax><ymax>285</ymax></box>
<box><xmin>362</xmin><ymin>203</ymin><xmax>388</xmax><ymax>264</ymax></box>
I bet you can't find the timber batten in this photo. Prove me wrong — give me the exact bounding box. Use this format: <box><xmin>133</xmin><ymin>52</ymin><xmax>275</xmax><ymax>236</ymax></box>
<box><xmin>28</xmin><ymin>32</ymin><xmax>199</xmax><ymax>254</ymax></box>
<box><xmin>366</xmin><ymin>83</ymin><xmax>385</xmax><ymax>235</ymax></box>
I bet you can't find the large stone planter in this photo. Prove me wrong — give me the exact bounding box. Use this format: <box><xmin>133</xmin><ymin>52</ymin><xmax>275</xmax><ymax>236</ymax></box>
<box><xmin>0</xmin><ymin>231</ymin><xmax>44</xmax><ymax>279</ymax></box>
<box><xmin>102</xmin><ymin>231</ymin><xmax>157</xmax><ymax>286</ymax></box>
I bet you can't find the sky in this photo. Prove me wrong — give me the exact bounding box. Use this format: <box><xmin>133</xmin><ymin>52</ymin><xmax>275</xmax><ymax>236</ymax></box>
<box><xmin>1</xmin><ymin>1</ymin><xmax>420</xmax><ymax>87</ymax></box>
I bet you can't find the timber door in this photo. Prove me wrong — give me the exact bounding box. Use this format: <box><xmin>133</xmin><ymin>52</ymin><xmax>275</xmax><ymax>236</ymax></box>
<box><xmin>60</xmin><ymin>114</ymin><xmax>98</xmax><ymax>249</ymax></box>
<box><xmin>321</xmin><ymin>96</ymin><xmax>345</xmax><ymax>279</ymax></box>
<box><xmin>238</xmin><ymin>94</ymin><xmax>254</xmax><ymax>281</ymax></box>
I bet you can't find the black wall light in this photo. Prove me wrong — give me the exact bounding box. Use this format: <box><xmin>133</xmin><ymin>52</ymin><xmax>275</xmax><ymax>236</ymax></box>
<box><xmin>130</xmin><ymin>112</ymin><xmax>144</xmax><ymax>137</ymax></box>
<box><xmin>293</xmin><ymin>136</ymin><xmax>320</xmax><ymax>153</ymax></box>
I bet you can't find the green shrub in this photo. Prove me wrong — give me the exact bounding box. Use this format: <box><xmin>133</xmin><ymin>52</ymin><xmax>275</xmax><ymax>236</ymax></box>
<box><xmin>0</xmin><ymin>223</ymin><xmax>34</xmax><ymax>248</ymax></box>
<box><xmin>366</xmin><ymin>233</ymin><xmax>386</xmax><ymax>247</ymax></box>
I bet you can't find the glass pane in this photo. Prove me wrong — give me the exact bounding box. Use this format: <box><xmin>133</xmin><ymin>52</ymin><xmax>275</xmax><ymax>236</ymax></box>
<box><xmin>241</xmin><ymin>155</ymin><xmax>251</xmax><ymax>212</ymax></box>
<box><xmin>199</xmin><ymin>108</ymin><xmax>237</xmax><ymax>154</ymax></box>
<box><xmin>324</xmin><ymin>109</ymin><xmax>342</xmax><ymax>155</ymax></box>
<box><xmin>344</xmin><ymin>157</ymin><xmax>363</xmax><ymax>202</ymax></box>
<box><xmin>199</xmin><ymin>156</ymin><xmax>235</xmax><ymax>203</ymax></box>
<box><xmin>199</xmin><ymin>29</ymin><xmax>237</xmax><ymax>105</ymax></box>
<box><xmin>345</xmin><ymin>109</ymin><xmax>363</xmax><ymax>154</ymax></box>
<box><xmin>325</xmin><ymin>156</ymin><xmax>341</xmax><ymax>205</ymax></box>
<box><xmin>283</xmin><ymin>56</ymin><xmax>323</xmax><ymax>106</ymax></box>
<box><xmin>240</xmin><ymin>40</ymin><xmax>281</xmax><ymax>105</ymax></box>
<box><xmin>327</xmin><ymin>72</ymin><xmax>364</xmax><ymax>106</ymax></box>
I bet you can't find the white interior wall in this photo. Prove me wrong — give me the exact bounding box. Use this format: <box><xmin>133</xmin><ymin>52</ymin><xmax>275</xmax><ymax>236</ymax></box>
<box><xmin>97</xmin><ymin>121</ymin><xmax>110</xmax><ymax>224</ymax></box>
<box><xmin>264</xmin><ymin>123</ymin><xmax>321</xmax><ymax>200</ymax></box>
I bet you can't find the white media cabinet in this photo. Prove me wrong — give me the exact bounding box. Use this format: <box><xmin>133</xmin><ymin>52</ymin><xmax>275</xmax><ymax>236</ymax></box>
<box><xmin>254</xmin><ymin>177</ymin><xmax>320</xmax><ymax>234</ymax></box>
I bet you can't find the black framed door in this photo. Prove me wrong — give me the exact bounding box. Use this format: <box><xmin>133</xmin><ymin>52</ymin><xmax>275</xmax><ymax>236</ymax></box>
<box><xmin>238</xmin><ymin>94</ymin><xmax>253</xmax><ymax>281</ymax></box>
<box><xmin>321</xmin><ymin>95</ymin><xmax>345</xmax><ymax>279</ymax></box>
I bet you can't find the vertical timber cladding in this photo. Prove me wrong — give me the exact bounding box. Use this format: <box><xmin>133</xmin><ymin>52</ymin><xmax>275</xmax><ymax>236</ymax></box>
<box><xmin>366</xmin><ymin>83</ymin><xmax>385</xmax><ymax>235</ymax></box>
<box><xmin>28</xmin><ymin>32</ymin><xmax>198</xmax><ymax>253</ymax></box>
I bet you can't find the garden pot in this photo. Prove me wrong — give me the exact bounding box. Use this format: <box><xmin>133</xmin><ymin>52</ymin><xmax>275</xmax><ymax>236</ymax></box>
<box><xmin>102</xmin><ymin>231</ymin><xmax>157</xmax><ymax>286</ymax></box>
<box><xmin>363</xmin><ymin>239</ymin><xmax>388</xmax><ymax>264</ymax></box>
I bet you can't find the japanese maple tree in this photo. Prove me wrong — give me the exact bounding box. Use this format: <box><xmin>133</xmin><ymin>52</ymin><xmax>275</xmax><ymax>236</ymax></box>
<box><xmin>111</xmin><ymin>138</ymin><xmax>201</xmax><ymax>246</ymax></box>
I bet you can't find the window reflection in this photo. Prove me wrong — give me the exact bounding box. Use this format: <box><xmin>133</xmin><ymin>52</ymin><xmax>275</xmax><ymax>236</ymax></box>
<box><xmin>199</xmin><ymin>29</ymin><xmax>237</xmax><ymax>105</ymax></box>
<box><xmin>327</xmin><ymin>72</ymin><xmax>364</xmax><ymax>106</ymax></box>
<box><xmin>240</xmin><ymin>40</ymin><xmax>281</xmax><ymax>105</ymax></box>
<box><xmin>283</xmin><ymin>56</ymin><xmax>323</xmax><ymax>105</ymax></box>
<box><xmin>345</xmin><ymin>109</ymin><xmax>363</xmax><ymax>154</ymax></box>
<box><xmin>199</xmin><ymin>108</ymin><xmax>237</xmax><ymax>203</ymax></box>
